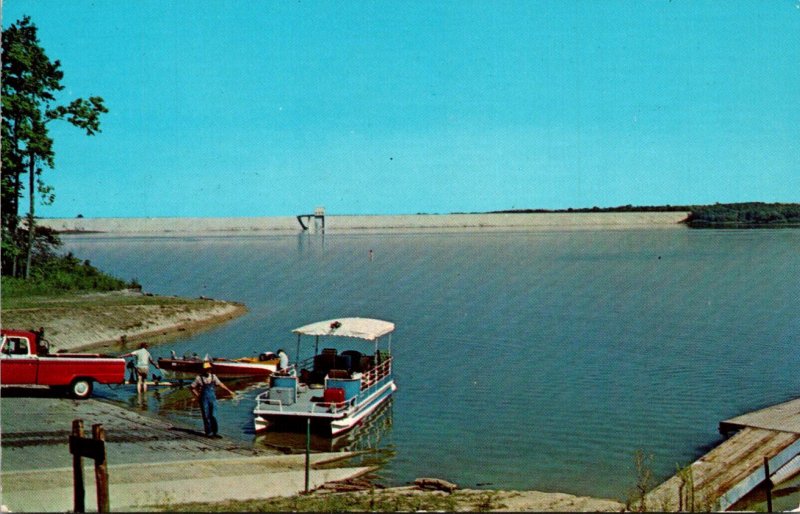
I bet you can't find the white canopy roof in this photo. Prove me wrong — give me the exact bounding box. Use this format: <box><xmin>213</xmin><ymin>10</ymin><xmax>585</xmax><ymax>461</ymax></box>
<box><xmin>292</xmin><ymin>317</ymin><xmax>395</xmax><ymax>341</ymax></box>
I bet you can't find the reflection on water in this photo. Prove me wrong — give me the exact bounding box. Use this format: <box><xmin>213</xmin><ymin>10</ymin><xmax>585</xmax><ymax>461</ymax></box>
<box><xmin>107</xmin><ymin>376</ymin><xmax>274</xmax><ymax>432</ymax></box>
<box><xmin>153</xmin><ymin>377</ymin><xmax>270</xmax><ymax>413</ymax></box>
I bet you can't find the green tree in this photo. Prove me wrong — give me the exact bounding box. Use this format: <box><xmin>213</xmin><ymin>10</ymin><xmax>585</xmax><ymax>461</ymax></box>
<box><xmin>1</xmin><ymin>16</ymin><xmax>107</xmax><ymax>278</ymax></box>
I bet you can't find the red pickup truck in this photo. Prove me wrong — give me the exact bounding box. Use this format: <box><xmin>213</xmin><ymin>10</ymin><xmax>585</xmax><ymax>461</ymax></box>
<box><xmin>0</xmin><ymin>329</ymin><xmax>126</xmax><ymax>399</ymax></box>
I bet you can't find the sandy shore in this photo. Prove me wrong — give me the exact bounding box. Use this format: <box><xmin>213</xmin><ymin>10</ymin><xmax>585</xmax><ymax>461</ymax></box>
<box><xmin>40</xmin><ymin>212</ymin><xmax>689</xmax><ymax>235</ymax></box>
<box><xmin>306</xmin><ymin>485</ymin><xmax>625</xmax><ymax>512</ymax></box>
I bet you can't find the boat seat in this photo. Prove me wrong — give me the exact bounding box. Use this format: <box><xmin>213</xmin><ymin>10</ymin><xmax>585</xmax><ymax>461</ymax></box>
<box><xmin>335</xmin><ymin>354</ymin><xmax>352</xmax><ymax>371</ymax></box>
<box><xmin>321</xmin><ymin>348</ymin><xmax>337</xmax><ymax>355</ymax></box>
<box><xmin>314</xmin><ymin>353</ymin><xmax>336</xmax><ymax>374</ymax></box>
<box><xmin>327</xmin><ymin>369</ymin><xmax>350</xmax><ymax>379</ymax></box>
<box><xmin>341</xmin><ymin>350</ymin><xmax>363</xmax><ymax>371</ymax></box>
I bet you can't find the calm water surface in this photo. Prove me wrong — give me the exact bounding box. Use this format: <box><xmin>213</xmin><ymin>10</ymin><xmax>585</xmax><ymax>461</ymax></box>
<box><xmin>64</xmin><ymin>228</ymin><xmax>800</xmax><ymax>500</ymax></box>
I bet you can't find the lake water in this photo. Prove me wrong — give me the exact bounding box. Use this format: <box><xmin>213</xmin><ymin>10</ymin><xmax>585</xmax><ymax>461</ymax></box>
<box><xmin>63</xmin><ymin>227</ymin><xmax>800</xmax><ymax>501</ymax></box>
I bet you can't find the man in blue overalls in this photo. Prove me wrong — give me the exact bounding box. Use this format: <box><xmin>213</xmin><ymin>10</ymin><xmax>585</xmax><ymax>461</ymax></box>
<box><xmin>190</xmin><ymin>361</ymin><xmax>235</xmax><ymax>437</ymax></box>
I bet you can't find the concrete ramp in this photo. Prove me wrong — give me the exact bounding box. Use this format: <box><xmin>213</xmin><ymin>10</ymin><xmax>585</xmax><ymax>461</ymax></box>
<box><xmin>1</xmin><ymin>454</ymin><xmax>373</xmax><ymax>512</ymax></box>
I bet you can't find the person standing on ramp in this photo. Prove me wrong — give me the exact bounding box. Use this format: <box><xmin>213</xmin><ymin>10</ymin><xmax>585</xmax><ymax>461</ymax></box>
<box><xmin>190</xmin><ymin>361</ymin><xmax>234</xmax><ymax>437</ymax></box>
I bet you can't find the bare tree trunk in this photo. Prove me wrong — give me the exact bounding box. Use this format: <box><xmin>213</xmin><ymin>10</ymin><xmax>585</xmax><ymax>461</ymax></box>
<box><xmin>24</xmin><ymin>153</ymin><xmax>35</xmax><ymax>279</ymax></box>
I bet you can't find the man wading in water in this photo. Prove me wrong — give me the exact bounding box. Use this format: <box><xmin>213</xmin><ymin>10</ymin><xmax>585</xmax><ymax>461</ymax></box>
<box><xmin>190</xmin><ymin>361</ymin><xmax>235</xmax><ymax>438</ymax></box>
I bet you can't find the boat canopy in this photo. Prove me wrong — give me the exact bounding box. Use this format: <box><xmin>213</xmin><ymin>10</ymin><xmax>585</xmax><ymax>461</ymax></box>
<box><xmin>292</xmin><ymin>318</ymin><xmax>395</xmax><ymax>341</ymax></box>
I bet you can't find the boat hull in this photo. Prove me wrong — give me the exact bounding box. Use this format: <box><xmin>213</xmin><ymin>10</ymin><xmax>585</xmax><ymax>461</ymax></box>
<box><xmin>254</xmin><ymin>380</ymin><xmax>396</xmax><ymax>436</ymax></box>
<box><xmin>158</xmin><ymin>357</ymin><xmax>277</xmax><ymax>378</ymax></box>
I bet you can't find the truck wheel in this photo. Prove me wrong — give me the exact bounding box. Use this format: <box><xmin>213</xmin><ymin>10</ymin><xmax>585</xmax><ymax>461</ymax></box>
<box><xmin>70</xmin><ymin>379</ymin><xmax>93</xmax><ymax>399</ymax></box>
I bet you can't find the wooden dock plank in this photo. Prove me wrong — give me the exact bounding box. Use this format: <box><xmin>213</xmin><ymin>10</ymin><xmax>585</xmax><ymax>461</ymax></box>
<box><xmin>648</xmin><ymin>418</ymin><xmax>800</xmax><ymax>510</ymax></box>
<box><xmin>720</xmin><ymin>398</ymin><xmax>800</xmax><ymax>435</ymax></box>
<box><xmin>699</xmin><ymin>429</ymin><xmax>797</xmax><ymax>500</ymax></box>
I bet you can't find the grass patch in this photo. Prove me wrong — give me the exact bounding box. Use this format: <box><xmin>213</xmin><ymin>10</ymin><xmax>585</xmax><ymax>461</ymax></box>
<box><xmin>1</xmin><ymin>289</ymin><xmax>208</xmax><ymax>310</ymax></box>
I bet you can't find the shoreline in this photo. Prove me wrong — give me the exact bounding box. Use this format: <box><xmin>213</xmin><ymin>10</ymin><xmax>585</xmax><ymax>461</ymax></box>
<box><xmin>74</xmin><ymin>300</ymin><xmax>249</xmax><ymax>353</ymax></box>
<box><xmin>1</xmin><ymin>289</ymin><xmax>247</xmax><ymax>353</ymax></box>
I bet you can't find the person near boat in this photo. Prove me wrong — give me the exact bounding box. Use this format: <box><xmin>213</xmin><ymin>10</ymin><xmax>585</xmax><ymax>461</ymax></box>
<box><xmin>190</xmin><ymin>361</ymin><xmax>234</xmax><ymax>438</ymax></box>
<box><xmin>121</xmin><ymin>342</ymin><xmax>159</xmax><ymax>394</ymax></box>
<box><xmin>277</xmin><ymin>348</ymin><xmax>289</xmax><ymax>371</ymax></box>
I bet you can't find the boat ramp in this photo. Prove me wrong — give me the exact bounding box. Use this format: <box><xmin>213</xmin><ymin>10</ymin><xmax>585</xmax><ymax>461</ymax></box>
<box><xmin>647</xmin><ymin>397</ymin><xmax>800</xmax><ymax>511</ymax></box>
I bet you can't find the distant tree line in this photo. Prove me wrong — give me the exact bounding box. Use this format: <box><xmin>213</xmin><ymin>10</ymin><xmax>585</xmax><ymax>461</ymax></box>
<box><xmin>685</xmin><ymin>202</ymin><xmax>800</xmax><ymax>227</ymax></box>
<box><xmin>490</xmin><ymin>203</ymin><xmax>800</xmax><ymax>228</ymax></box>
<box><xmin>490</xmin><ymin>204</ymin><xmax>692</xmax><ymax>214</ymax></box>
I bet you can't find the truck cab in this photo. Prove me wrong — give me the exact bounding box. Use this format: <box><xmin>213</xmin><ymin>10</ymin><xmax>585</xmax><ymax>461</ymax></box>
<box><xmin>1</xmin><ymin>330</ymin><xmax>41</xmax><ymax>384</ymax></box>
<box><xmin>1</xmin><ymin>329</ymin><xmax>126</xmax><ymax>398</ymax></box>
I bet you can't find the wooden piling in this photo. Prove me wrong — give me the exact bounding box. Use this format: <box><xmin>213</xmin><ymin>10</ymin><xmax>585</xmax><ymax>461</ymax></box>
<box><xmin>92</xmin><ymin>424</ymin><xmax>110</xmax><ymax>512</ymax></box>
<box><xmin>763</xmin><ymin>457</ymin><xmax>772</xmax><ymax>512</ymax></box>
<box><xmin>70</xmin><ymin>419</ymin><xmax>110</xmax><ymax>513</ymax></box>
<box><xmin>71</xmin><ymin>419</ymin><xmax>86</xmax><ymax>513</ymax></box>
<box><xmin>305</xmin><ymin>417</ymin><xmax>311</xmax><ymax>493</ymax></box>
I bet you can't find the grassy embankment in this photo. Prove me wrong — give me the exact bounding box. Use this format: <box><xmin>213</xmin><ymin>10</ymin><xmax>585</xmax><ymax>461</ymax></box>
<box><xmin>2</xmin><ymin>255</ymin><xmax>246</xmax><ymax>352</ymax></box>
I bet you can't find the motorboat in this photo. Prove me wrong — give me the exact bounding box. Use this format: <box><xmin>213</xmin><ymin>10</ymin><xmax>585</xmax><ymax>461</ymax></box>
<box><xmin>158</xmin><ymin>352</ymin><xmax>279</xmax><ymax>378</ymax></box>
<box><xmin>253</xmin><ymin>317</ymin><xmax>397</xmax><ymax>436</ymax></box>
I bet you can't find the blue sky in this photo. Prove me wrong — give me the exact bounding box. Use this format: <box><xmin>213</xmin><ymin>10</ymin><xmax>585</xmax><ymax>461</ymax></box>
<box><xmin>4</xmin><ymin>1</ymin><xmax>799</xmax><ymax>217</ymax></box>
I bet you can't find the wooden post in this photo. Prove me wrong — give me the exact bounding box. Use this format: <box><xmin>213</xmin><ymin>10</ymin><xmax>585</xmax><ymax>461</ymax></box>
<box><xmin>70</xmin><ymin>420</ymin><xmax>110</xmax><ymax>513</ymax></box>
<box><xmin>72</xmin><ymin>420</ymin><xmax>86</xmax><ymax>513</ymax></box>
<box><xmin>763</xmin><ymin>457</ymin><xmax>773</xmax><ymax>512</ymax></box>
<box><xmin>305</xmin><ymin>417</ymin><xmax>311</xmax><ymax>493</ymax></box>
<box><xmin>93</xmin><ymin>424</ymin><xmax>110</xmax><ymax>512</ymax></box>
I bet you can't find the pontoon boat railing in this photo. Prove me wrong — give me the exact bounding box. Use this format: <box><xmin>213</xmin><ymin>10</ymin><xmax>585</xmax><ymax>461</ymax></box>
<box><xmin>270</xmin><ymin>354</ymin><xmax>392</xmax><ymax>385</ymax></box>
<box><xmin>360</xmin><ymin>356</ymin><xmax>392</xmax><ymax>389</ymax></box>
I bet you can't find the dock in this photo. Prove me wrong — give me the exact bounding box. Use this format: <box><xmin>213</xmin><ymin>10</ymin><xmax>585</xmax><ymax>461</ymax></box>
<box><xmin>647</xmin><ymin>397</ymin><xmax>800</xmax><ymax>511</ymax></box>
